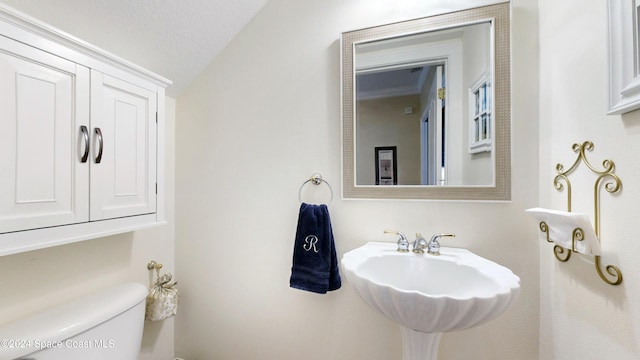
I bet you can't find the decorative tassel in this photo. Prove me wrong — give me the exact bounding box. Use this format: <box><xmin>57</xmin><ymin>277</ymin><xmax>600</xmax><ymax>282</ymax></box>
<box><xmin>145</xmin><ymin>260</ymin><xmax>179</xmax><ymax>321</ymax></box>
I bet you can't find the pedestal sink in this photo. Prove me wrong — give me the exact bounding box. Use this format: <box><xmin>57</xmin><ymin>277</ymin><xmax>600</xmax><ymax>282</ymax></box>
<box><xmin>341</xmin><ymin>242</ymin><xmax>520</xmax><ymax>360</ymax></box>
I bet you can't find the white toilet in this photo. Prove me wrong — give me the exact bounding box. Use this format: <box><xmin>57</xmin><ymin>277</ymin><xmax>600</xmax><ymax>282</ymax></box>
<box><xmin>0</xmin><ymin>282</ymin><xmax>148</xmax><ymax>360</ymax></box>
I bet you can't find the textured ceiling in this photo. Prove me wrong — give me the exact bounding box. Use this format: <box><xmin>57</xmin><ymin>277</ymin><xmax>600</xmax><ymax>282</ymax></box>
<box><xmin>0</xmin><ymin>0</ymin><xmax>269</xmax><ymax>97</ymax></box>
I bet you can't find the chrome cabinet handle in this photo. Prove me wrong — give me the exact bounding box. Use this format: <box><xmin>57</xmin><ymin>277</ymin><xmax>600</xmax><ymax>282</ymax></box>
<box><xmin>95</xmin><ymin>127</ymin><xmax>103</xmax><ymax>163</ymax></box>
<box><xmin>80</xmin><ymin>125</ymin><xmax>89</xmax><ymax>163</ymax></box>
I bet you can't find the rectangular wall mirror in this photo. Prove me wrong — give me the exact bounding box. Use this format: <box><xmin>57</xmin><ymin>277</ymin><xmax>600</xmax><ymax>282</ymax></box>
<box><xmin>341</xmin><ymin>2</ymin><xmax>511</xmax><ymax>200</ymax></box>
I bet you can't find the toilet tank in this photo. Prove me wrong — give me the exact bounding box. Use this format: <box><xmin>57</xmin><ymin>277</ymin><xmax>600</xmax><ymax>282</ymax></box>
<box><xmin>0</xmin><ymin>282</ymin><xmax>148</xmax><ymax>360</ymax></box>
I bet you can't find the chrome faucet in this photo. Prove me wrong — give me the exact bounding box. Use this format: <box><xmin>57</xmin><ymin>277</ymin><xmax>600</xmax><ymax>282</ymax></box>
<box><xmin>384</xmin><ymin>230</ymin><xmax>410</xmax><ymax>252</ymax></box>
<box><xmin>412</xmin><ymin>233</ymin><xmax>428</xmax><ymax>254</ymax></box>
<box><xmin>427</xmin><ymin>233</ymin><xmax>456</xmax><ymax>256</ymax></box>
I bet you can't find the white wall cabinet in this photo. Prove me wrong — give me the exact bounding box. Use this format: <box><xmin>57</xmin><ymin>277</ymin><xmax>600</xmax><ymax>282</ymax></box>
<box><xmin>90</xmin><ymin>72</ymin><xmax>158</xmax><ymax>221</ymax></box>
<box><xmin>0</xmin><ymin>4</ymin><xmax>171</xmax><ymax>255</ymax></box>
<box><xmin>0</xmin><ymin>35</ymin><xmax>90</xmax><ymax>234</ymax></box>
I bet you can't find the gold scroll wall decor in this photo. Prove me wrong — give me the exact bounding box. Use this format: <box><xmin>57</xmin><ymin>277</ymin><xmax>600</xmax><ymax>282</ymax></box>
<box><xmin>540</xmin><ymin>141</ymin><xmax>623</xmax><ymax>285</ymax></box>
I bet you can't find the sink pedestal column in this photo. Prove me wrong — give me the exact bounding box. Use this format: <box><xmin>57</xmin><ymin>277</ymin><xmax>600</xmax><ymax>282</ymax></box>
<box><xmin>400</xmin><ymin>327</ymin><xmax>442</xmax><ymax>360</ymax></box>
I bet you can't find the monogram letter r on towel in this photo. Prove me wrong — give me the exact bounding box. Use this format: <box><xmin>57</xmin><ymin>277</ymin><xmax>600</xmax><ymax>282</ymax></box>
<box><xmin>303</xmin><ymin>235</ymin><xmax>319</xmax><ymax>253</ymax></box>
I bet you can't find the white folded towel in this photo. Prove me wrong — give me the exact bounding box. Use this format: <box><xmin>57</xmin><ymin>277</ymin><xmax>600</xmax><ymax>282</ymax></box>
<box><xmin>525</xmin><ymin>207</ymin><xmax>601</xmax><ymax>256</ymax></box>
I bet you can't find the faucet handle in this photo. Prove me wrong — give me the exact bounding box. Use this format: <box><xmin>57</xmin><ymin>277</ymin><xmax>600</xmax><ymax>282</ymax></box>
<box><xmin>384</xmin><ymin>230</ymin><xmax>410</xmax><ymax>252</ymax></box>
<box><xmin>427</xmin><ymin>233</ymin><xmax>456</xmax><ymax>256</ymax></box>
<box><xmin>437</xmin><ymin>233</ymin><xmax>456</xmax><ymax>240</ymax></box>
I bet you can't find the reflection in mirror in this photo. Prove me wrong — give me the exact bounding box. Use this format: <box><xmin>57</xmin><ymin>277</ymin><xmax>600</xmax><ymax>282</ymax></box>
<box><xmin>355</xmin><ymin>22</ymin><xmax>491</xmax><ymax>186</ymax></box>
<box><xmin>341</xmin><ymin>3</ymin><xmax>510</xmax><ymax>200</ymax></box>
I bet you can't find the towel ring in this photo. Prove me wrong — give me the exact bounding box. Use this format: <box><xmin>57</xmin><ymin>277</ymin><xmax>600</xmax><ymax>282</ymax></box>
<box><xmin>298</xmin><ymin>173</ymin><xmax>334</xmax><ymax>204</ymax></box>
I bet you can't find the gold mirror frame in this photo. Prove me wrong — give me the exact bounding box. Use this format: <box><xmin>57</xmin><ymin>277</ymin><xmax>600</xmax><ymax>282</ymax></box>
<box><xmin>341</xmin><ymin>3</ymin><xmax>511</xmax><ymax>200</ymax></box>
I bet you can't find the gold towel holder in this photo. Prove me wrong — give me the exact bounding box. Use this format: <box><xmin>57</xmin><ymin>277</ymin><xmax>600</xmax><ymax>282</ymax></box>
<box><xmin>539</xmin><ymin>141</ymin><xmax>623</xmax><ymax>285</ymax></box>
<box><xmin>147</xmin><ymin>260</ymin><xmax>163</xmax><ymax>271</ymax></box>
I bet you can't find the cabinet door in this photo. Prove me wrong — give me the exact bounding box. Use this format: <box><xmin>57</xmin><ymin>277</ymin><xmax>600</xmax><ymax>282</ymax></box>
<box><xmin>90</xmin><ymin>72</ymin><xmax>157</xmax><ymax>221</ymax></box>
<box><xmin>0</xmin><ymin>35</ymin><xmax>90</xmax><ymax>234</ymax></box>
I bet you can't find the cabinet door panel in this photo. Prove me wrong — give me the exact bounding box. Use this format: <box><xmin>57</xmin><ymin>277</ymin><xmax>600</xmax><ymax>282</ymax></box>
<box><xmin>0</xmin><ymin>36</ymin><xmax>90</xmax><ymax>233</ymax></box>
<box><xmin>90</xmin><ymin>72</ymin><xmax>157</xmax><ymax>221</ymax></box>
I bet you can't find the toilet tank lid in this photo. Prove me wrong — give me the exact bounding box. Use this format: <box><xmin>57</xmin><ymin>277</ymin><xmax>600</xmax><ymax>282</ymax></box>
<box><xmin>0</xmin><ymin>282</ymin><xmax>147</xmax><ymax>358</ymax></box>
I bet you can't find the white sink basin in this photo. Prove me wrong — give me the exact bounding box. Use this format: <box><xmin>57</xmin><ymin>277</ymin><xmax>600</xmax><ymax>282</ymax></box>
<box><xmin>342</xmin><ymin>242</ymin><xmax>520</xmax><ymax>334</ymax></box>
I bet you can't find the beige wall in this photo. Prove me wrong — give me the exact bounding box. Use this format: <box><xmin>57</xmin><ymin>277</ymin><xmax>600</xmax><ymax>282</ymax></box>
<box><xmin>175</xmin><ymin>1</ymin><xmax>539</xmax><ymax>359</ymax></box>
<box><xmin>538</xmin><ymin>0</ymin><xmax>640</xmax><ymax>358</ymax></box>
<box><xmin>0</xmin><ymin>98</ymin><xmax>177</xmax><ymax>360</ymax></box>
<box><xmin>356</xmin><ymin>95</ymin><xmax>421</xmax><ymax>185</ymax></box>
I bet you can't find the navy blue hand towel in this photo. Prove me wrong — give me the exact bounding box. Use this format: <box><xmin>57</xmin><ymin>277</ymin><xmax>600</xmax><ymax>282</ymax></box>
<box><xmin>290</xmin><ymin>203</ymin><xmax>341</xmax><ymax>294</ymax></box>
